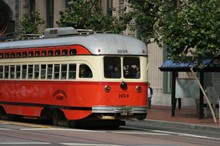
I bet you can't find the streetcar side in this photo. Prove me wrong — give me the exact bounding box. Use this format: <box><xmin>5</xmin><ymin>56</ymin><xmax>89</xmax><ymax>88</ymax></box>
<box><xmin>0</xmin><ymin>27</ymin><xmax>148</xmax><ymax>127</ymax></box>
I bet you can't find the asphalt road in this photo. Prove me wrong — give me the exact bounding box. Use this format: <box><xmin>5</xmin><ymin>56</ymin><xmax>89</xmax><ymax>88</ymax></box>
<box><xmin>0</xmin><ymin>119</ymin><xmax>220</xmax><ymax>146</ymax></box>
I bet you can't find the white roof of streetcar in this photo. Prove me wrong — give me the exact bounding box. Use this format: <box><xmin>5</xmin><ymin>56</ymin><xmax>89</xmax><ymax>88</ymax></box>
<box><xmin>0</xmin><ymin>27</ymin><xmax>147</xmax><ymax>55</ymax></box>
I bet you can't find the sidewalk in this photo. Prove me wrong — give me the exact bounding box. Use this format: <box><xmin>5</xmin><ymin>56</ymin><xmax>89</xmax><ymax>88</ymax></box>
<box><xmin>145</xmin><ymin>105</ymin><xmax>220</xmax><ymax>131</ymax></box>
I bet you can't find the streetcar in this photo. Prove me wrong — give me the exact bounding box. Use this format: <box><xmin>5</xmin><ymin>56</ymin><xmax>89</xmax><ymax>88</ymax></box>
<box><xmin>0</xmin><ymin>27</ymin><xmax>148</xmax><ymax>127</ymax></box>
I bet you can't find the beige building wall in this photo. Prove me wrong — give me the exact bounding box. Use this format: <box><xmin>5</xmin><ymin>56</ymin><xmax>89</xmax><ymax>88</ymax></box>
<box><xmin>54</xmin><ymin>0</ymin><xmax>66</xmax><ymax>27</ymax></box>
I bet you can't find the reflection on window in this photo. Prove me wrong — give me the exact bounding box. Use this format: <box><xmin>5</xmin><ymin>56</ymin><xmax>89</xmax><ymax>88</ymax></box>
<box><xmin>48</xmin><ymin>50</ymin><xmax>53</xmax><ymax>56</ymax></box>
<box><xmin>16</xmin><ymin>65</ymin><xmax>21</xmax><ymax>79</ymax></box>
<box><xmin>23</xmin><ymin>52</ymin><xmax>27</xmax><ymax>57</ymax></box>
<box><xmin>104</xmin><ymin>57</ymin><xmax>121</xmax><ymax>78</ymax></box>
<box><xmin>62</xmin><ymin>49</ymin><xmax>68</xmax><ymax>56</ymax></box>
<box><xmin>70</xmin><ymin>49</ymin><xmax>76</xmax><ymax>55</ymax></box>
<box><xmin>16</xmin><ymin>52</ymin><xmax>21</xmax><ymax>58</ymax></box>
<box><xmin>61</xmin><ymin>64</ymin><xmax>67</xmax><ymax>79</ymax></box>
<box><xmin>0</xmin><ymin>66</ymin><xmax>3</xmax><ymax>78</ymax></box>
<box><xmin>123</xmin><ymin>57</ymin><xmax>140</xmax><ymax>79</ymax></box>
<box><xmin>79</xmin><ymin>64</ymin><xmax>92</xmax><ymax>78</ymax></box>
<box><xmin>4</xmin><ymin>66</ymin><xmax>9</xmax><ymax>79</ymax></box>
<box><xmin>47</xmin><ymin>64</ymin><xmax>53</xmax><ymax>79</ymax></box>
<box><xmin>35</xmin><ymin>51</ymin><xmax>40</xmax><ymax>57</ymax></box>
<box><xmin>41</xmin><ymin>64</ymin><xmax>46</xmax><ymax>79</ymax></box>
<box><xmin>54</xmin><ymin>64</ymin><xmax>60</xmax><ymax>79</ymax></box>
<box><xmin>55</xmin><ymin>50</ymin><xmax>60</xmax><ymax>56</ymax></box>
<box><xmin>29</xmin><ymin>51</ymin><xmax>34</xmax><ymax>57</ymax></box>
<box><xmin>11</xmin><ymin>53</ymin><xmax>15</xmax><ymax>58</ymax></box>
<box><xmin>42</xmin><ymin>51</ymin><xmax>46</xmax><ymax>56</ymax></box>
<box><xmin>28</xmin><ymin>65</ymin><xmax>33</xmax><ymax>79</ymax></box>
<box><xmin>5</xmin><ymin>53</ymin><xmax>9</xmax><ymax>58</ymax></box>
<box><xmin>10</xmin><ymin>65</ymin><xmax>15</xmax><ymax>79</ymax></box>
<box><xmin>69</xmin><ymin>64</ymin><xmax>76</xmax><ymax>79</ymax></box>
<box><xmin>22</xmin><ymin>65</ymin><xmax>27</xmax><ymax>79</ymax></box>
<box><xmin>34</xmin><ymin>65</ymin><xmax>39</xmax><ymax>79</ymax></box>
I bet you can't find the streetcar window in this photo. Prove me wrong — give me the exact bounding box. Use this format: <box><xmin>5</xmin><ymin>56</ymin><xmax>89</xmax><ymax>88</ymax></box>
<box><xmin>22</xmin><ymin>52</ymin><xmax>27</xmax><ymax>57</ymax></box>
<box><xmin>22</xmin><ymin>65</ymin><xmax>27</xmax><ymax>79</ymax></box>
<box><xmin>10</xmin><ymin>65</ymin><xmax>15</xmax><ymax>79</ymax></box>
<box><xmin>55</xmin><ymin>50</ymin><xmax>60</xmax><ymax>56</ymax></box>
<box><xmin>16</xmin><ymin>65</ymin><xmax>21</xmax><ymax>79</ymax></box>
<box><xmin>48</xmin><ymin>50</ymin><xmax>53</xmax><ymax>56</ymax></box>
<box><xmin>54</xmin><ymin>64</ymin><xmax>60</xmax><ymax>79</ymax></box>
<box><xmin>34</xmin><ymin>65</ymin><xmax>39</xmax><ymax>79</ymax></box>
<box><xmin>5</xmin><ymin>53</ymin><xmax>9</xmax><ymax>58</ymax></box>
<box><xmin>123</xmin><ymin>57</ymin><xmax>140</xmax><ymax>79</ymax></box>
<box><xmin>4</xmin><ymin>66</ymin><xmax>9</xmax><ymax>79</ymax></box>
<box><xmin>42</xmin><ymin>50</ymin><xmax>46</xmax><ymax>56</ymax></box>
<box><xmin>11</xmin><ymin>53</ymin><xmax>15</xmax><ymax>58</ymax></box>
<box><xmin>69</xmin><ymin>64</ymin><xmax>76</xmax><ymax>79</ymax></box>
<box><xmin>47</xmin><ymin>64</ymin><xmax>53</xmax><ymax>79</ymax></box>
<box><xmin>61</xmin><ymin>64</ymin><xmax>67</xmax><ymax>79</ymax></box>
<box><xmin>79</xmin><ymin>64</ymin><xmax>92</xmax><ymax>78</ymax></box>
<box><xmin>104</xmin><ymin>57</ymin><xmax>121</xmax><ymax>78</ymax></box>
<box><xmin>0</xmin><ymin>66</ymin><xmax>3</xmax><ymax>78</ymax></box>
<box><xmin>35</xmin><ymin>51</ymin><xmax>40</xmax><ymax>57</ymax></box>
<box><xmin>29</xmin><ymin>51</ymin><xmax>34</xmax><ymax>57</ymax></box>
<box><xmin>28</xmin><ymin>65</ymin><xmax>33</xmax><ymax>79</ymax></box>
<box><xmin>16</xmin><ymin>52</ymin><xmax>21</xmax><ymax>58</ymax></box>
<box><xmin>41</xmin><ymin>64</ymin><xmax>46</xmax><ymax>79</ymax></box>
<box><xmin>70</xmin><ymin>49</ymin><xmax>76</xmax><ymax>55</ymax></box>
<box><xmin>0</xmin><ymin>53</ymin><xmax>3</xmax><ymax>58</ymax></box>
<box><xmin>62</xmin><ymin>49</ymin><xmax>68</xmax><ymax>56</ymax></box>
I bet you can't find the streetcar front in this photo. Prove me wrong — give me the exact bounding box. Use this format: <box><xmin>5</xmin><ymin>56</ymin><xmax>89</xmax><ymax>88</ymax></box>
<box><xmin>89</xmin><ymin>34</ymin><xmax>148</xmax><ymax>120</ymax></box>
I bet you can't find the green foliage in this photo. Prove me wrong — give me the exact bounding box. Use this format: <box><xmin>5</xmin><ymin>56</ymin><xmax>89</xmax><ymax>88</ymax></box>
<box><xmin>129</xmin><ymin>0</ymin><xmax>220</xmax><ymax>68</ymax></box>
<box><xmin>19</xmin><ymin>11</ymin><xmax>45</xmax><ymax>34</ymax></box>
<box><xmin>57</xmin><ymin>0</ymin><xmax>131</xmax><ymax>33</ymax></box>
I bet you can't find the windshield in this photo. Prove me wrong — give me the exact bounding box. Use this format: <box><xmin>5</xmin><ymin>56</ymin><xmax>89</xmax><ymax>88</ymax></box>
<box><xmin>104</xmin><ymin>57</ymin><xmax>140</xmax><ymax>79</ymax></box>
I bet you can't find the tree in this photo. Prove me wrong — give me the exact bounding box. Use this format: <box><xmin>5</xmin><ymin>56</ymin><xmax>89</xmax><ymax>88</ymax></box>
<box><xmin>129</xmin><ymin>0</ymin><xmax>220</xmax><ymax>67</ymax></box>
<box><xmin>57</xmin><ymin>0</ymin><xmax>132</xmax><ymax>33</ymax></box>
<box><xmin>19</xmin><ymin>11</ymin><xmax>45</xmax><ymax>34</ymax></box>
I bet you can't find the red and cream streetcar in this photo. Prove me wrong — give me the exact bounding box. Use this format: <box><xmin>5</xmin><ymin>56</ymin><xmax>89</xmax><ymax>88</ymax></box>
<box><xmin>0</xmin><ymin>27</ymin><xmax>148</xmax><ymax>127</ymax></box>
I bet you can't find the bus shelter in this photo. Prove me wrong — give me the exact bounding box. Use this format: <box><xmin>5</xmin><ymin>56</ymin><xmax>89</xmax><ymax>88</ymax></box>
<box><xmin>159</xmin><ymin>56</ymin><xmax>220</xmax><ymax>119</ymax></box>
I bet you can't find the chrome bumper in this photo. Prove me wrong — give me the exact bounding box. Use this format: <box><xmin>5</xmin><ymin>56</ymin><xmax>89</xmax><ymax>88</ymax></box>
<box><xmin>92</xmin><ymin>106</ymin><xmax>147</xmax><ymax>114</ymax></box>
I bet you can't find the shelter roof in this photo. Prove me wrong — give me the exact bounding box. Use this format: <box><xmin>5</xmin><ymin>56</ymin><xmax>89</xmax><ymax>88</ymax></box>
<box><xmin>159</xmin><ymin>56</ymin><xmax>220</xmax><ymax>72</ymax></box>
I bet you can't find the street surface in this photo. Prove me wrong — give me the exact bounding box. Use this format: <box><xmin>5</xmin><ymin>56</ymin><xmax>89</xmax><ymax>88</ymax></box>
<box><xmin>0</xmin><ymin>119</ymin><xmax>219</xmax><ymax>146</ymax></box>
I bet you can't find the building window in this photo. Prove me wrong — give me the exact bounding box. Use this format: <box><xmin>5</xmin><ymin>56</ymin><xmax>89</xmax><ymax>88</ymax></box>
<box><xmin>107</xmin><ymin>0</ymin><xmax>113</xmax><ymax>15</ymax></box>
<box><xmin>46</xmin><ymin>0</ymin><xmax>54</xmax><ymax>28</ymax></box>
<box><xmin>30</xmin><ymin>0</ymin><xmax>36</xmax><ymax>15</ymax></box>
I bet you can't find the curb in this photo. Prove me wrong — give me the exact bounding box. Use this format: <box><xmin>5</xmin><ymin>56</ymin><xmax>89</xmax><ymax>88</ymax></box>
<box><xmin>143</xmin><ymin>119</ymin><xmax>220</xmax><ymax>132</ymax></box>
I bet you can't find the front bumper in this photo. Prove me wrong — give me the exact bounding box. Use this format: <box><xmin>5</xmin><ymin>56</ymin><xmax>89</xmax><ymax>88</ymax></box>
<box><xmin>92</xmin><ymin>105</ymin><xmax>147</xmax><ymax>114</ymax></box>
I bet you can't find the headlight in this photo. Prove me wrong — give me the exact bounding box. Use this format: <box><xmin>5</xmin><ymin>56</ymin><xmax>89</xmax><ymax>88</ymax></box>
<box><xmin>104</xmin><ymin>85</ymin><xmax>111</xmax><ymax>92</ymax></box>
<box><xmin>136</xmin><ymin>86</ymin><xmax>142</xmax><ymax>93</ymax></box>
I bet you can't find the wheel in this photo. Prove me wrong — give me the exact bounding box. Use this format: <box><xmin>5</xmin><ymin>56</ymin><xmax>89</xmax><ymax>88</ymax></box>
<box><xmin>52</xmin><ymin>110</ymin><xmax>69</xmax><ymax>126</ymax></box>
<box><xmin>52</xmin><ymin>110</ymin><xmax>59</xmax><ymax>126</ymax></box>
